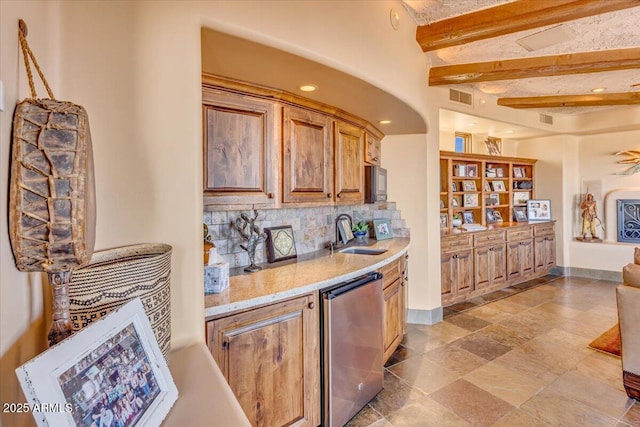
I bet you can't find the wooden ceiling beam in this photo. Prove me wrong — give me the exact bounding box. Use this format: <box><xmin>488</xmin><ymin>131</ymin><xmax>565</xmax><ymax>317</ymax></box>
<box><xmin>429</xmin><ymin>47</ymin><xmax>640</xmax><ymax>86</ymax></box>
<box><xmin>497</xmin><ymin>92</ymin><xmax>640</xmax><ymax>108</ymax></box>
<box><xmin>416</xmin><ymin>0</ymin><xmax>640</xmax><ymax>52</ymax></box>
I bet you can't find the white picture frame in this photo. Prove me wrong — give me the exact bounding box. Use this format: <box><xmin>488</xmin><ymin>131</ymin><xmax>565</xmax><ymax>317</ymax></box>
<box><xmin>16</xmin><ymin>298</ymin><xmax>178</xmax><ymax>427</ymax></box>
<box><xmin>513</xmin><ymin>191</ymin><xmax>530</xmax><ymax>205</ymax></box>
<box><xmin>462</xmin><ymin>180</ymin><xmax>476</xmax><ymax>191</ymax></box>
<box><xmin>513</xmin><ymin>167</ymin><xmax>523</xmax><ymax>178</ymax></box>
<box><xmin>527</xmin><ymin>199</ymin><xmax>552</xmax><ymax>221</ymax></box>
<box><xmin>491</xmin><ymin>181</ymin><xmax>506</xmax><ymax>192</ymax></box>
<box><xmin>463</xmin><ymin>193</ymin><xmax>478</xmax><ymax>207</ymax></box>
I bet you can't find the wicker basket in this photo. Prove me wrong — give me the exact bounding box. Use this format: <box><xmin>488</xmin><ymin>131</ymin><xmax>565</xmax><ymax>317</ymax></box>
<box><xmin>67</xmin><ymin>244</ymin><xmax>172</xmax><ymax>360</ymax></box>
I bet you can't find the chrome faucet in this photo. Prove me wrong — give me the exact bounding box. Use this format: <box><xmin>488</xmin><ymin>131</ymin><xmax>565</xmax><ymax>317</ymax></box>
<box><xmin>334</xmin><ymin>213</ymin><xmax>353</xmax><ymax>246</ymax></box>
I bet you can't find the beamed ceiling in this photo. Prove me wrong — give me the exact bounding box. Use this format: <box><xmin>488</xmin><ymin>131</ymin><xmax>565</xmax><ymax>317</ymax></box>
<box><xmin>403</xmin><ymin>0</ymin><xmax>640</xmax><ymax>114</ymax></box>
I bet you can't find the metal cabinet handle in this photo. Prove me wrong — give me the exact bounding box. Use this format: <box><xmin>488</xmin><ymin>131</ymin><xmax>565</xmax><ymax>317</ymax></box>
<box><xmin>308</xmin><ymin>302</ymin><xmax>315</xmax><ymax>309</ymax></box>
<box><xmin>327</xmin><ymin>193</ymin><xmax>333</xmax><ymax>198</ymax></box>
<box><xmin>337</xmin><ymin>193</ymin><xmax>342</xmax><ymax>199</ymax></box>
<box><xmin>267</xmin><ymin>192</ymin><xmax>274</xmax><ymax>199</ymax></box>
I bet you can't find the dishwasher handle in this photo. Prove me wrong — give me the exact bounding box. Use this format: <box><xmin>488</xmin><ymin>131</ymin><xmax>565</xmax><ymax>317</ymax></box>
<box><xmin>324</xmin><ymin>272</ymin><xmax>382</xmax><ymax>300</ymax></box>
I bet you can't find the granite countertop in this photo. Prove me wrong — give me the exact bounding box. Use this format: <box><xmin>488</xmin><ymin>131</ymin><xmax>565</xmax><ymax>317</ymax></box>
<box><xmin>204</xmin><ymin>238</ymin><xmax>410</xmax><ymax>319</ymax></box>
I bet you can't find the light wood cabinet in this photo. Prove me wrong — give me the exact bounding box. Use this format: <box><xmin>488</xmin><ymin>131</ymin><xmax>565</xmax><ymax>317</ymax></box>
<box><xmin>365</xmin><ymin>131</ymin><xmax>381</xmax><ymax>166</ymax></box>
<box><xmin>441</xmin><ymin>248</ymin><xmax>474</xmax><ymax>301</ymax></box>
<box><xmin>282</xmin><ymin>106</ymin><xmax>333</xmax><ymax>204</ymax></box>
<box><xmin>506</xmin><ymin>238</ymin><xmax>534</xmax><ymax>282</ymax></box>
<box><xmin>207</xmin><ymin>294</ymin><xmax>319</xmax><ymax>427</ymax></box>
<box><xmin>534</xmin><ymin>223</ymin><xmax>556</xmax><ymax>271</ymax></box>
<box><xmin>379</xmin><ymin>258</ymin><xmax>406</xmax><ymax>363</ymax></box>
<box><xmin>334</xmin><ymin>121</ymin><xmax>365</xmax><ymax>204</ymax></box>
<box><xmin>202</xmin><ymin>88</ymin><xmax>278</xmax><ymax>206</ymax></box>
<box><xmin>474</xmin><ymin>243</ymin><xmax>506</xmax><ymax>291</ymax></box>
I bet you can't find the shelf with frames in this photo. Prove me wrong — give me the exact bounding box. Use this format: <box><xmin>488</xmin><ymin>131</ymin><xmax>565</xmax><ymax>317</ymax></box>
<box><xmin>440</xmin><ymin>151</ymin><xmax>537</xmax><ymax>228</ymax></box>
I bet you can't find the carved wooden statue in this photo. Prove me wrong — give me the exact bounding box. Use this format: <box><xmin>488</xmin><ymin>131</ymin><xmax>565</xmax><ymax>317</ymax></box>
<box><xmin>577</xmin><ymin>193</ymin><xmax>602</xmax><ymax>242</ymax></box>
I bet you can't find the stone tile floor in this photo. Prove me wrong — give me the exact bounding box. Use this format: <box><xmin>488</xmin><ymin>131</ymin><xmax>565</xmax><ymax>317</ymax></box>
<box><xmin>346</xmin><ymin>275</ymin><xmax>640</xmax><ymax>426</ymax></box>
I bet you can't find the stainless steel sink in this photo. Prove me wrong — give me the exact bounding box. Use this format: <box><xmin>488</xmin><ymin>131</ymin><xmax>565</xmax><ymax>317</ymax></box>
<box><xmin>339</xmin><ymin>247</ymin><xmax>388</xmax><ymax>255</ymax></box>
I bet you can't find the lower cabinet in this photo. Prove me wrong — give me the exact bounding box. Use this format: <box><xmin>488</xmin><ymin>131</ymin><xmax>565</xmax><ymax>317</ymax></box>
<box><xmin>207</xmin><ymin>294</ymin><xmax>320</xmax><ymax>427</ymax></box>
<box><xmin>379</xmin><ymin>258</ymin><xmax>408</xmax><ymax>363</ymax></box>
<box><xmin>441</xmin><ymin>249</ymin><xmax>474</xmax><ymax>301</ymax></box>
<box><xmin>442</xmin><ymin>222</ymin><xmax>556</xmax><ymax>306</ymax></box>
<box><xmin>474</xmin><ymin>243</ymin><xmax>506</xmax><ymax>291</ymax></box>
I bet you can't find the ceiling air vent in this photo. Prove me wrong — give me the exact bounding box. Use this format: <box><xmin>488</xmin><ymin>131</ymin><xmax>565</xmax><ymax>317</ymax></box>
<box><xmin>449</xmin><ymin>89</ymin><xmax>473</xmax><ymax>106</ymax></box>
<box><xmin>539</xmin><ymin>113</ymin><xmax>554</xmax><ymax>125</ymax></box>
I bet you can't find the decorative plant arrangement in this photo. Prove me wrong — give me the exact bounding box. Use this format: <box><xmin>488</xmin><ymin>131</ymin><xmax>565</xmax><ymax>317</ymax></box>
<box><xmin>233</xmin><ymin>210</ymin><xmax>267</xmax><ymax>272</ymax></box>
<box><xmin>352</xmin><ymin>221</ymin><xmax>370</xmax><ymax>242</ymax></box>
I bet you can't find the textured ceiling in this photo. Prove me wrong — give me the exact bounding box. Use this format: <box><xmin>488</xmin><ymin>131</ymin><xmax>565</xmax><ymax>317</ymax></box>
<box><xmin>402</xmin><ymin>1</ymin><xmax>640</xmax><ymax>115</ymax></box>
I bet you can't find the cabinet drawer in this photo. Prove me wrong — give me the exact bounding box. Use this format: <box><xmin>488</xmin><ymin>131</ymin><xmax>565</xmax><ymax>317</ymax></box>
<box><xmin>379</xmin><ymin>259</ymin><xmax>402</xmax><ymax>288</ymax></box>
<box><xmin>441</xmin><ymin>234</ymin><xmax>472</xmax><ymax>251</ymax></box>
<box><xmin>534</xmin><ymin>223</ymin><xmax>555</xmax><ymax>236</ymax></box>
<box><xmin>474</xmin><ymin>230</ymin><xmax>506</xmax><ymax>246</ymax></box>
<box><xmin>507</xmin><ymin>228</ymin><xmax>532</xmax><ymax>241</ymax></box>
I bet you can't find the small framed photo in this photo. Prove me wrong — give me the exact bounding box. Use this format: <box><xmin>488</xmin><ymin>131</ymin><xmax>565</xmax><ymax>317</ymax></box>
<box><xmin>489</xmin><ymin>193</ymin><xmax>500</xmax><ymax>205</ymax></box>
<box><xmin>496</xmin><ymin>168</ymin><xmax>504</xmax><ymax>178</ymax></box>
<box><xmin>486</xmin><ymin>209</ymin><xmax>496</xmax><ymax>224</ymax></box>
<box><xmin>462</xmin><ymin>211</ymin><xmax>475</xmax><ymax>224</ymax></box>
<box><xmin>265</xmin><ymin>225</ymin><xmax>297</xmax><ymax>263</ymax></box>
<box><xmin>513</xmin><ymin>167</ymin><xmax>523</xmax><ymax>178</ymax></box>
<box><xmin>462</xmin><ymin>180</ymin><xmax>476</xmax><ymax>192</ymax></box>
<box><xmin>16</xmin><ymin>298</ymin><xmax>178</xmax><ymax>427</ymax></box>
<box><xmin>513</xmin><ymin>191</ymin><xmax>530</xmax><ymax>205</ymax></box>
<box><xmin>440</xmin><ymin>199</ymin><xmax>445</xmax><ymax>209</ymax></box>
<box><xmin>466</xmin><ymin>164</ymin><xmax>478</xmax><ymax>177</ymax></box>
<box><xmin>451</xmin><ymin>196</ymin><xmax>460</xmax><ymax>208</ymax></box>
<box><xmin>527</xmin><ymin>199</ymin><xmax>551</xmax><ymax>221</ymax></box>
<box><xmin>451</xmin><ymin>182</ymin><xmax>458</xmax><ymax>192</ymax></box>
<box><xmin>491</xmin><ymin>181</ymin><xmax>506</xmax><ymax>192</ymax></box>
<box><xmin>513</xmin><ymin>206</ymin><xmax>528</xmax><ymax>222</ymax></box>
<box><xmin>373</xmin><ymin>219</ymin><xmax>393</xmax><ymax>240</ymax></box>
<box><xmin>493</xmin><ymin>210</ymin><xmax>503</xmax><ymax>223</ymax></box>
<box><xmin>485</xmin><ymin>168</ymin><xmax>497</xmax><ymax>178</ymax></box>
<box><xmin>440</xmin><ymin>214</ymin><xmax>448</xmax><ymax>229</ymax></box>
<box><xmin>338</xmin><ymin>218</ymin><xmax>355</xmax><ymax>244</ymax></box>
<box><xmin>463</xmin><ymin>193</ymin><xmax>478</xmax><ymax>207</ymax></box>
<box><xmin>484</xmin><ymin>181</ymin><xmax>491</xmax><ymax>192</ymax></box>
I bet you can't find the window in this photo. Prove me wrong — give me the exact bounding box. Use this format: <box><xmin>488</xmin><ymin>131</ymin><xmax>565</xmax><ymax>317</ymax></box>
<box><xmin>454</xmin><ymin>132</ymin><xmax>471</xmax><ymax>153</ymax></box>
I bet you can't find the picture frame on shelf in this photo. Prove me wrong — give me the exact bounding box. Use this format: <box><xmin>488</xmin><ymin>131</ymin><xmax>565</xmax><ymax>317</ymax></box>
<box><xmin>493</xmin><ymin>210</ymin><xmax>503</xmax><ymax>223</ymax></box>
<box><xmin>513</xmin><ymin>167</ymin><xmax>524</xmax><ymax>178</ymax></box>
<box><xmin>265</xmin><ymin>226</ymin><xmax>297</xmax><ymax>263</ymax></box>
<box><xmin>462</xmin><ymin>180</ymin><xmax>476</xmax><ymax>191</ymax></box>
<box><xmin>496</xmin><ymin>168</ymin><xmax>504</xmax><ymax>178</ymax></box>
<box><xmin>15</xmin><ymin>298</ymin><xmax>178</xmax><ymax>427</ymax></box>
<box><xmin>489</xmin><ymin>193</ymin><xmax>500</xmax><ymax>205</ymax></box>
<box><xmin>462</xmin><ymin>211</ymin><xmax>475</xmax><ymax>224</ymax></box>
<box><xmin>440</xmin><ymin>199</ymin><xmax>445</xmax><ymax>209</ymax></box>
<box><xmin>485</xmin><ymin>168</ymin><xmax>497</xmax><ymax>178</ymax></box>
<box><xmin>527</xmin><ymin>199</ymin><xmax>552</xmax><ymax>221</ymax></box>
<box><xmin>513</xmin><ymin>191</ymin><xmax>530</xmax><ymax>205</ymax></box>
<box><xmin>491</xmin><ymin>181</ymin><xmax>506</xmax><ymax>192</ymax></box>
<box><xmin>373</xmin><ymin>219</ymin><xmax>393</xmax><ymax>240</ymax></box>
<box><xmin>451</xmin><ymin>196</ymin><xmax>460</xmax><ymax>208</ymax></box>
<box><xmin>466</xmin><ymin>164</ymin><xmax>478</xmax><ymax>177</ymax></box>
<box><xmin>484</xmin><ymin>181</ymin><xmax>492</xmax><ymax>192</ymax></box>
<box><xmin>454</xmin><ymin>164</ymin><xmax>467</xmax><ymax>177</ymax></box>
<box><xmin>463</xmin><ymin>193</ymin><xmax>478</xmax><ymax>207</ymax></box>
<box><xmin>486</xmin><ymin>209</ymin><xmax>496</xmax><ymax>224</ymax></box>
<box><xmin>513</xmin><ymin>206</ymin><xmax>528</xmax><ymax>222</ymax></box>
<box><xmin>338</xmin><ymin>218</ymin><xmax>355</xmax><ymax>244</ymax></box>
<box><xmin>451</xmin><ymin>182</ymin><xmax>458</xmax><ymax>192</ymax></box>
<box><xmin>440</xmin><ymin>214</ymin><xmax>448</xmax><ymax>229</ymax></box>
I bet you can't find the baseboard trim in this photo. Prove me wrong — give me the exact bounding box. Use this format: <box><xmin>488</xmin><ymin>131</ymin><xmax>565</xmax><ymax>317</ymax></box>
<box><xmin>407</xmin><ymin>307</ymin><xmax>443</xmax><ymax>325</ymax></box>
<box><xmin>555</xmin><ymin>265</ymin><xmax>621</xmax><ymax>282</ymax></box>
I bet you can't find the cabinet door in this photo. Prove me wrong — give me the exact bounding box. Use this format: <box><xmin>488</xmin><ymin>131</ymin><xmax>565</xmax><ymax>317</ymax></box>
<box><xmin>441</xmin><ymin>252</ymin><xmax>455</xmax><ymax>298</ymax></box>
<box><xmin>283</xmin><ymin>106</ymin><xmax>333</xmax><ymax>204</ymax></box>
<box><xmin>534</xmin><ymin>236</ymin><xmax>546</xmax><ymax>271</ymax></box>
<box><xmin>203</xmin><ymin>89</ymin><xmax>277</xmax><ymax>206</ymax></box>
<box><xmin>455</xmin><ymin>249</ymin><xmax>474</xmax><ymax>296</ymax></box>
<box><xmin>365</xmin><ymin>132</ymin><xmax>381</xmax><ymax>166</ymax></box>
<box><xmin>474</xmin><ymin>246</ymin><xmax>491</xmax><ymax>289</ymax></box>
<box><xmin>334</xmin><ymin>121</ymin><xmax>364</xmax><ymax>204</ymax></box>
<box><xmin>521</xmin><ymin>239</ymin><xmax>534</xmax><ymax>275</ymax></box>
<box><xmin>490</xmin><ymin>244</ymin><xmax>507</xmax><ymax>284</ymax></box>
<box><xmin>544</xmin><ymin>235</ymin><xmax>556</xmax><ymax>269</ymax></box>
<box><xmin>506</xmin><ymin>240</ymin><xmax>522</xmax><ymax>281</ymax></box>
<box><xmin>383</xmin><ymin>278</ymin><xmax>403</xmax><ymax>363</ymax></box>
<box><xmin>207</xmin><ymin>294</ymin><xmax>319</xmax><ymax>427</ymax></box>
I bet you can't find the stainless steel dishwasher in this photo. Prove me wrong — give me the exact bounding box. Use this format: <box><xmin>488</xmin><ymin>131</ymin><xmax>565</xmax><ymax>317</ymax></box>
<box><xmin>320</xmin><ymin>272</ymin><xmax>384</xmax><ymax>427</ymax></box>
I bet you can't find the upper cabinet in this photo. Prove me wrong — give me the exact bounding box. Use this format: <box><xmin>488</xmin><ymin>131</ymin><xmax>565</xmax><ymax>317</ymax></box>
<box><xmin>202</xmin><ymin>75</ymin><xmax>383</xmax><ymax>209</ymax></box>
<box><xmin>202</xmin><ymin>87</ymin><xmax>278</xmax><ymax>207</ymax></box>
<box><xmin>334</xmin><ymin>121</ymin><xmax>364</xmax><ymax>204</ymax></box>
<box><xmin>282</xmin><ymin>106</ymin><xmax>333</xmax><ymax>204</ymax></box>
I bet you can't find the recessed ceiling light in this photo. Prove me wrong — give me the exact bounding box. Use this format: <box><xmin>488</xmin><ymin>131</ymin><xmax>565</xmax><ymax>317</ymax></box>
<box><xmin>467</xmin><ymin>122</ymin><xmax>476</xmax><ymax>126</ymax></box>
<box><xmin>379</xmin><ymin>120</ymin><xmax>392</xmax><ymax>125</ymax></box>
<box><xmin>591</xmin><ymin>87</ymin><xmax>605</xmax><ymax>93</ymax></box>
<box><xmin>298</xmin><ymin>84</ymin><xmax>318</xmax><ymax>92</ymax></box>
<box><xmin>505</xmin><ymin>130</ymin><xmax>514</xmax><ymax>134</ymax></box>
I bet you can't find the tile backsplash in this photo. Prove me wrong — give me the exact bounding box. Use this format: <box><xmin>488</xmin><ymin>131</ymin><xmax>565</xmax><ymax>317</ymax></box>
<box><xmin>204</xmin><ymin>202</ymin><xmax>409</xmax><ymax>268</ymax></box>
